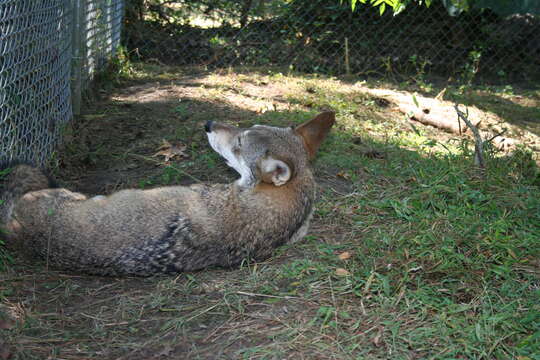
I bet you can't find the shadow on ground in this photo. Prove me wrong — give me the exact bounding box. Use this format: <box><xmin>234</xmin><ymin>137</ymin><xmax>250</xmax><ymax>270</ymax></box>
<box><xmin>449</xmin><ymin>90</ymin><xmax>540</xmax><ymax>137</ymax></box>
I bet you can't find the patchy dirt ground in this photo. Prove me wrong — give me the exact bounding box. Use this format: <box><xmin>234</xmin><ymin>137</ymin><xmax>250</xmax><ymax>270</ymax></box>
<box><xmin>1</xmin><ymin>65</ymin><xmax>539</xmax><ymax>359</ymax></box>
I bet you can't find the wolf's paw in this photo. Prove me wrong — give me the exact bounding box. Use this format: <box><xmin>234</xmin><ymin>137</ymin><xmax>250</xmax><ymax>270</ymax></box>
<box><xmin>21</xmin><ymin>190</ymin><xmax>50</xmax><ymax>202</ymax></box>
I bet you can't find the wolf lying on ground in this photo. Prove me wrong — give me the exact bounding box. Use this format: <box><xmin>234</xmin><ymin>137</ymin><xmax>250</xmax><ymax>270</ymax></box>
<box><xmin>0</xmin><ymin>112</ymin><xmax>335</xmax><ymax>276</ymax></box>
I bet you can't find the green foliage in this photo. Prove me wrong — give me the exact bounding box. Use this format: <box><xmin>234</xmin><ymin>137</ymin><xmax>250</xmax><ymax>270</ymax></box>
<box><xmin>345</xmin><ymin>0</ymin><xmax>540</xmax><ymax>15</ymax></box>
<box><xmin>126</xmin><ymin>0</ymin><xmax>279</xmax><ymax>26</ymax></box>
<box><xmin>345</xmin><ymin>0</ymin><xmax>473</xmax><ymax>14</ymax></box>
<box><xmin>123</xmin><ymin>0</ymin><xmax>538</xmax><ymax>81</ymax></box>
<box><xmin>92</xmin><ymin>46</ymin><xmax>136</xmax><ymax>92</ymax></box>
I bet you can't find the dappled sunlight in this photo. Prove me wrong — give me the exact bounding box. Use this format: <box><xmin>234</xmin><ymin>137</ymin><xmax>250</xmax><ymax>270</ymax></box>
<box><xmin>109</xmin><ymin>64</ymin><xmax>540</xmax><ymax>163</ymax></box>
<box><xmin>449</xmin><ymin>88</ymin><xmax>540</xmax><ymax>139</ymax></box>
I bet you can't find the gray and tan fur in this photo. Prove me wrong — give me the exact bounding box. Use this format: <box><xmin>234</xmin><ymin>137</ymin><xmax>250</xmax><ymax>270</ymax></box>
<box><xmin>0</xmin><ymin>112</ymin><xmax>335</xmax><ymax>276</ymax></box>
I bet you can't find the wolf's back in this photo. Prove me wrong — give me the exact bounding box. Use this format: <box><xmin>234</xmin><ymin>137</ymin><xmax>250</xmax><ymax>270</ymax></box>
<box><xmin>0</xmin><ymin>164</ymin><xmax>52</xmax><ymax>225</ymax></box>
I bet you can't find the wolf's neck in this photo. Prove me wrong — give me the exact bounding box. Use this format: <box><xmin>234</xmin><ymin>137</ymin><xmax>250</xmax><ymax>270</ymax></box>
<box><xmin>208</xmin><ymin>171</ymin><xmax>315</xmax><ymax>262</ymax></box>
<box><xmin>233</xmin><ymin>170</ymin><xmax>315</xmax><ymax>220</ymax></box>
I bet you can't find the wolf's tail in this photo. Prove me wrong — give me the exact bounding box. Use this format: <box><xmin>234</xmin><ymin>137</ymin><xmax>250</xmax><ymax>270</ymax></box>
<box><xmin>0</xmin><ymin>164</ymin><xmax>53</xmax><ymax>226</ymax></box>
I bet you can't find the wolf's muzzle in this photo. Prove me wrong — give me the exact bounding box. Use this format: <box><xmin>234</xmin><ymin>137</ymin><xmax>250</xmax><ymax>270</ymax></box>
<box><xmin>205</xmin><ymin>120</ymin><xmax>213</xmax><ymax>133</ymax></box>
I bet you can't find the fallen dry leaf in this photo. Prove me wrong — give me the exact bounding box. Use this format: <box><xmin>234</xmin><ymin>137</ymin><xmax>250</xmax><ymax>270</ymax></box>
<box><xmin>156</xmin><ymin>345</ymin><xmax>174</xmax><ymax>357</ymax></box>
<box><xmin>372</xmin><ymin>326</ymin><xmax>384</xmax><ymax>347</ymax></box>
<box><xmin>336</xmin><ymin>171</ymin><xmax>351</xmax><ymax>180</ymax></box>
<box><xmin>335</xmin><ymin>268</ymin><xmax>350</xmax><ymax>276</ymax></box>
<box><xmin>338</xmin><ymin>251</ymin><xmax>351</xmax><ymax>261</ymax></box>
<box><xmin>362</xmin><ymin>149</ymin><xmax>385</xmax><ymax>159</ymax></box>
<box><xmin>153</xmin><ymin>139</ymin><xmax>188</xmax><ymax>162</ymax></box>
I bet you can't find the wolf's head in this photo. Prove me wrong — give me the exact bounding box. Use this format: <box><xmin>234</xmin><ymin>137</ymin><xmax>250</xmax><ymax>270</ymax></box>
<box><xmin>205</xmin><ymin>112</ymin><xmax>335</xmax><ymax>188</ymax></box>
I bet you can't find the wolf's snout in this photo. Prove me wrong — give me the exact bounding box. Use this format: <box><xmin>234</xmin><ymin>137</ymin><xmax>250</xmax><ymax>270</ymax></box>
<box><xmin>205</xmin><ymin>120</ymin><xmax>213</xmax><ymax>133</ymax></box>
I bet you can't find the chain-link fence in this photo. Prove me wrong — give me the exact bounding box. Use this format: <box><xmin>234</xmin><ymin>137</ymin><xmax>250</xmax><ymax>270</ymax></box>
<box><xmin>73</xmin><ymin>0</ymin><xmax>124</xmax><ymax>114</ymax></box>
<box><xmin>124</xmin><ymin>0</ymin><xmax>540</xmax><ymax>84</ymax></box>
<box><xmin>1</xmin><ymin>0</ymin><xmax>537</xmax><ymax>167</ymax></box>
<box><xmin>0</xmin><ymin>0</ymin><xmax>124</xmax><ymax>168</ymax></box>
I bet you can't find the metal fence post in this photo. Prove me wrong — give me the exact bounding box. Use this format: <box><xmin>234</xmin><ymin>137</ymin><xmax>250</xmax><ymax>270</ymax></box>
<box><xmin>71</xmin><ymin>0</ymin><xmax>84</xmax><ymax>116</ymax></box>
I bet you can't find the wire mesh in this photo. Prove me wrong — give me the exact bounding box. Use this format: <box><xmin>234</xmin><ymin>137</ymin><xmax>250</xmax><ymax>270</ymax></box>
<box><xmin>0</xmin><ymin>0</ymin><xmax>124</xmax><ymax>168</ymax></box>
<box><xmin>81</xmin><ymin>0</ymin><xmax>124</xmax><ymax>89</ymax></box>
<box><xmin>0</xmin><ymin>0</ymin><xmax>72</xmax><ymax>167</ymax></box>
<box><xmin>124</xmin><ymin>0</ymin><xmax>540</xmax><ymax>83</ymax></box>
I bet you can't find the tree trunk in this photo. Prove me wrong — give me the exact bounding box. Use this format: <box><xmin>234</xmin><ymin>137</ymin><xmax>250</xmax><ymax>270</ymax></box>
<box><xmin>240</xmin><ymin>0</ymin><xmax>253</xmax><ymax>27</ymax></box>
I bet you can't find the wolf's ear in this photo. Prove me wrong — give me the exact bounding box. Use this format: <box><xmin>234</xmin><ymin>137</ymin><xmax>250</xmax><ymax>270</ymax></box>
<box><xmin>259</xmin><ymin>157</ymin><xmax>293</xmax><ymax>186</ymax></box>
<box><xmin>294</xmin><ymin>111</ymin><xmax>335</xmax><ymax>159</ymax></box>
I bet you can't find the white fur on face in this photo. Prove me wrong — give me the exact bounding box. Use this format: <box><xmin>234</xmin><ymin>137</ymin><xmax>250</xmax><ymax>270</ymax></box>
<box><xmin>206</xmin><ymin>131</ymin><xmax>255</xmax><ymax>187</ymax></box>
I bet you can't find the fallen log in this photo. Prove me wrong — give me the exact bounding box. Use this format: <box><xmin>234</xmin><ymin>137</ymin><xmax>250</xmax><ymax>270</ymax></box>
<box><xmin>398</xmin><ymin>103</ymin><xmax>481</xmax><ymax>135</ymax></box>
<box><xmin>358</xmin><ymin>86</ymin><xmax>520</xmax><ymax>152</ymax></box>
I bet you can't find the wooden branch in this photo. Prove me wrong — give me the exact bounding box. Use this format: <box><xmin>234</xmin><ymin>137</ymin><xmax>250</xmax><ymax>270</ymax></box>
<box><xmin>455</xmin><ymin>105</ymin><xmax>485</xmax><ymax>169</ymax></box>
<box><xmin>457</xmin><ymin>109</ymin><xmax>462</xmax><ymax>135</ymax></box>
<box><xmin>486</xmin><ymin>128</ymin><xmax>508</xmax><ymax>143</ymax></box>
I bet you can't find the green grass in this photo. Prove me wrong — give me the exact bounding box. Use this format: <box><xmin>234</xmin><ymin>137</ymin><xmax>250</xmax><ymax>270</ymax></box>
<box><xmin>235</xmin><ymin>73</ymin><xmax>540</xmax><ymax>358</ymax></box>
<box><xmin>292</xmin><ymin>81</ymin><xmax>540</xmax><ymax>358</ymax></box>
<box><xmin>1</xmin><ymin>65</ymin><xmax>539</xmax><ymax>359</ymax></box>
<box><xmin>250</xmin><ymin>96</ymin><xmax>540</xmax><ymax>358</ymax></box>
